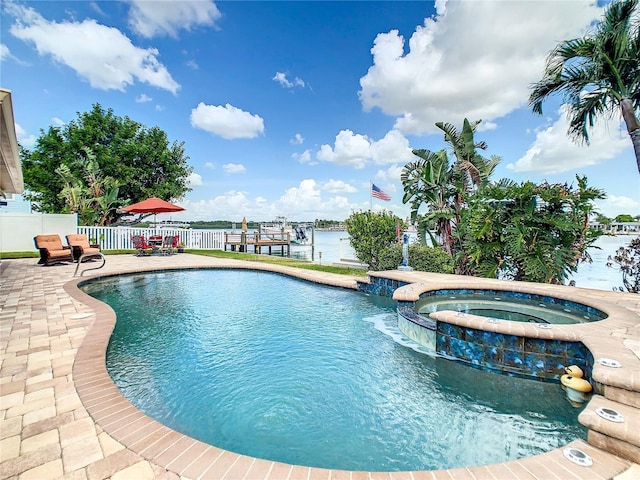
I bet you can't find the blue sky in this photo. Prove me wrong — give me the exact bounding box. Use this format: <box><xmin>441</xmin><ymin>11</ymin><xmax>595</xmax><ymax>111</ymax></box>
<box><xmin>2</xmin><ymin>0</ymin><xmax>638</xmax><ymax>222</ymax></box>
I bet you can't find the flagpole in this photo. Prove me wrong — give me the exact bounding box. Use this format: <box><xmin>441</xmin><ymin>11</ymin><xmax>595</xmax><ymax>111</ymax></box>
<box><xmin>369</xmin><ymin>180</ymin><xmax>372</xmax><ymax>210</ymax></box>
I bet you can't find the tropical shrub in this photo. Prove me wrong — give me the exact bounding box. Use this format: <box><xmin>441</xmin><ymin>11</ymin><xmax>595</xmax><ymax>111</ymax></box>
<box><xmin>345</xmin><ymin>210</ymin><xmax>404</xmax><ymax>270</ymax></box>
<box><xmin>378</xmin><ymin>244</ymin><xmax>454</xmax><ymax>273</ymax></box>
<box><xmin>457</xmin><ymin>176</ymin><xmax>605</xmax><ymax>284</ymax></box>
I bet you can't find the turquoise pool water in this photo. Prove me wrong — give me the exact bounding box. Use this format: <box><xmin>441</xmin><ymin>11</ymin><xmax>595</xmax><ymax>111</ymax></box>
<box><xmin>83</xmin><ymin>269</ymin><xmax>586</xmax><ymax>472</ymax></box>
<box><xmin>416</xmin><ymin>290</ymin><xmax>606</xmax><ymax>324</ymax></box>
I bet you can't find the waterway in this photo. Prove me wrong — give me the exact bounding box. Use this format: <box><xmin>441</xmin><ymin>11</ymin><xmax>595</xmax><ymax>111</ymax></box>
<box><xmin>289</xmin><ymin>231</ymin><xmax>637</xmax><ymax>291</ymax></box>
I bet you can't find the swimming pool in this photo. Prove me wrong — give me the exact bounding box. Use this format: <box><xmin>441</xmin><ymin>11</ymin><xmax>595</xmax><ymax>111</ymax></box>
<box><xmin>83</xmin><ymin>269</ymin><xmax>586</xmax><ymax>472</ymax></box>
<box><xmin>415</xmin><ymin>289</ymin><xmax>607</xmax><ymax>324</ymax></box>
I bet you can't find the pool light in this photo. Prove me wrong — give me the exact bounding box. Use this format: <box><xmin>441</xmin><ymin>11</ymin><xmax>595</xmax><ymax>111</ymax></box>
<box><xmin>563</xmin><ymin>447</ymin><xmax>593</xmax><ymax>467</ymax></box>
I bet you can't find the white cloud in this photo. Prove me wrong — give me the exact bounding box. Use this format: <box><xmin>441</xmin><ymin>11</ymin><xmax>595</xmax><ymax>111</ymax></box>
<box><xmin>273</xmin><ymin>179</ymin><xmax>352</xmax><ymax>219</ymax></box>
<box><xmin>51</xmin><ymin>117</ymin><xmax>65</xmax><ymax>127</ymax></box>
<box><xmin>290</xmin><ymin>133</ymin><xmax>304</xmax><ymax>144</ymax></box>
<box><xmin>190</xmin><ymin>102</ymin><xmax>265</xmax><ymax>139</ymax></box>
<box><xmin>317</xmin><ymin>129</ymin><xmax>373</xmax><ymax>169</ymax></box>
<box><xmin>273</xmin><ymin>71</ymin><xmax>306</xmax><ymax>89</ymax></box>
<box><xmin>594</xmin><ymin>195</ymin><xmax>640</xmax><ymax>218</ymax></box>
<box><xmin>322</xmin><ymin>179</ymin><xmax>357</xmax><ymax>194</ymax></box>
<box><xmin>376</xmin><ymin>165</ymin><xmax>404</xmax><ymax>183</ymax></box>
<box><xmin>317</xmin><ymin>129</ymin><xmax>413</xmax><ymax>168</ymax></box>
<box><xmin>0</xmin><ymin>43</ymin><xmax>13</xmax><ymax>62</ymax></box>
<box><xmin>359</xmin><ymin>1</ymin><xmax>602</xmax><ymax>134</ymax></box>
<box><xmin>370</xmin><ymin>129</ymin><xmax>414</xmax><ymax>165</ymax></box>
<box><xmin>188</xmin><ymin>172</ymin><xmax>203</xmax><ymax>186</ymax></box>
<box><xmin>8</xmin><ymin>4</ymin><xmax>180</xmax><ymax>93</ymax></box>
<box><xmin>292</xmin><ymin>149</ymin><xmax>313</xmax><ymax>164</ymax></box>
<box><xmin>186</xmin><ymin>59</ymin><xmax>199</xmax><ymax>69</ymax></box>
<box><xmin>15</xmin><ymin>123</ymin><xmax>36</xmax><ymax>148</ymax></box>
<box><xmin>506</xmin><ymin>106</ymin><xmax>630</xmax><ymax>174</ymax></box>
<box><xmin>222</xmin><ymin>163</ymin><xmax>246</xmax><ymax>174</ymax></box>
<box><xmin>204</xmin><ymin>161</ymin><xmax>216</xmax><ymax>169</ymax></box>
<box><xmin>136</xmin><ymin>93</ymin><xmax>152</xmax><ymax>103</ymax></box>
<box><xmin>127</xmin><ymin>0</ymin><xmax>221</xmax><ymax>38</ymax></box>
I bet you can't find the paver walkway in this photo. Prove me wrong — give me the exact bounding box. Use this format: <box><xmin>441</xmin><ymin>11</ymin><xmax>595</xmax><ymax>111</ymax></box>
<box><xmin>1</xmin><ymin>254</ymin><xmax>639</xmax><ymax>479</ymax></box>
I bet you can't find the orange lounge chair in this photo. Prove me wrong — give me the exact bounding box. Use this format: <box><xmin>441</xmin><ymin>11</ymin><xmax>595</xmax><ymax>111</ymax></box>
<box><xmin>66</xmin><ymin>234</ymin><xmax>102</xmax><ymax>262</ymax></box>
<box><xmin>34</xmin><ymin>234</ymin><xmax>74</xmax><ymax>266</ymax></box>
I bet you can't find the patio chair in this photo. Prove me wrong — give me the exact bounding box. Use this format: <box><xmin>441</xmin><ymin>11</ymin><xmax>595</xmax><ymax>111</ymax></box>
<box><xmin>34</xmin><ymin>234</ymin><xmax>74</xmax><ymax>266</ymax></box>
<box><xmin>131</xmin><ymin>235</ymin><xmax>154</xmax><ymax>256</ymax></box>
<box><xmin>160</xmin><ymin>235</ymin><xmax>177</xmax><ymax>255</ymax></box>
<box><xmin>65</xmin><ymin>234</ymin><xmax>101</xmax><ymax>262</ymax></box>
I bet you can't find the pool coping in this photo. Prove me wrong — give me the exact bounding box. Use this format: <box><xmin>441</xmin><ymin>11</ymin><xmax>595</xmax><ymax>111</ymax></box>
<box><xmin>2</xmin><ymin>254</ymin><xmax>639</xmax><ymax>479</ymax></box>
<box><xmin>68</xmin><ymin>257</ymin><xmax>639</xmax><ymax>478</ymax></box>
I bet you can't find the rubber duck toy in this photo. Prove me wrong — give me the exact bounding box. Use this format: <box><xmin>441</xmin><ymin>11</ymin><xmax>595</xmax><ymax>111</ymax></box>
<box><xmin>560</xmin><ymin>365</ymin><xmax>592</xmax><ymax>404</ymax></box>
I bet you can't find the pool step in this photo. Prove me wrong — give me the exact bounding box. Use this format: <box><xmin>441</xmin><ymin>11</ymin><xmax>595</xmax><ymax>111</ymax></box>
<box><xmin>579</xmin><ymin>394</ymin><xmax>640</xmax><ymax>463</ymax></box>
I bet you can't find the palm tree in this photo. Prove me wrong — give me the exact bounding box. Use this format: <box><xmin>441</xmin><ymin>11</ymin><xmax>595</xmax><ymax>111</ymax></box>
<box><xmin>401</xmin><ymin>118</ymin><xmax>499</xmax><ymax>256</ymax></box>
<box><xmin>529</xmin><ymin>0</ymin><xmax>640</xmax><ymax>174</ymax></box>
<box><xmin>401</xmin><ymin>149</ymin><xmax>456</xmax><ymax>253</ymax></box>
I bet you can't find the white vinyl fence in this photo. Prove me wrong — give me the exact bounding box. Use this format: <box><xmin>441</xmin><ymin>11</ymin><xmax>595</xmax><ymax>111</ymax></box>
<box><xmin>0</xmin><ymin>212</ymin><xmax>226</xmax><ymax>252</ymax></box>
<box><xmin>77</xmin><ymin>226</ymin><xmax>225</xmax><ymax>250</ymax></box>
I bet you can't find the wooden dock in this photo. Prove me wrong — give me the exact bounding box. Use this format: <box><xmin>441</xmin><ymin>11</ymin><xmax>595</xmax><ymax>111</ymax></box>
<box><xmin>224</xmin><ymin>232</ymin><xmax>292</xmax><ymax>255</ymax></box>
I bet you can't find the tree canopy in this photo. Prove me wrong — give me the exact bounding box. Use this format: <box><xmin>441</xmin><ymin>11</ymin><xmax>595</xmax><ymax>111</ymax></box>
<box><xmin>529</xmin><ymin>0</ymin><xmax>640</xmax><ymax>173</ymax></box>
<box><xmin>21</xmin><ymin>104</ymin><xmax>193</xmax><ymax>225</ymax></box>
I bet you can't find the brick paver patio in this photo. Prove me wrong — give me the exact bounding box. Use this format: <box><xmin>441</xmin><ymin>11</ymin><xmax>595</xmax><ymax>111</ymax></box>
<box><xmin>1</xmin><ymin>254</ymin><xmax>639</xmax><ymax>479</ymax></box>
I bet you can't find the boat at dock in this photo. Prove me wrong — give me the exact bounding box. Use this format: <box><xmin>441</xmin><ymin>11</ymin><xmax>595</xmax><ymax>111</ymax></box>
<box><xmin>260</xmin><ymin>216</ymin><xmax>312</xmax><ymax>244</ymax></box>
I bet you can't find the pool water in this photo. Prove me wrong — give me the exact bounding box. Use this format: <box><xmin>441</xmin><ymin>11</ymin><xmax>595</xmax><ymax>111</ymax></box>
<box><xmin>83</xmin><ymin>270</ymin><xmax>586</xmax><ymax>472</ymax></box>
<box><xmin>416</xmin><ymin>291</ymin><xmax>606</xmax><ymax>324</ymax></box>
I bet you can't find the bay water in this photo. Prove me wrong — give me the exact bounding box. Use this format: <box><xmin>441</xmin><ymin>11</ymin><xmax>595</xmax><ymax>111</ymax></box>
<box><xmin>290</xmin><ymin>231</ymin><xmax>637</xmax><ymax>291</ymax></box>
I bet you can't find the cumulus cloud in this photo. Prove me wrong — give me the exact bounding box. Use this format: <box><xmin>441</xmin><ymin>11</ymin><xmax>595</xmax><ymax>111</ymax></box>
<box><xmin>127</xmin><ymin>0</ymin><xmax>221</xmax><ymax>38</ymax></box>
<box><xmin>506</xmin><ymin>106</ymin><xmax>630</xmax><ymax>174</ymax></box>
<box><xmin>317</xmin><ymin>129</ymin><xmax>414</xmax><ymax>168</ymax></box>
<box><xmin>273</xmin><ymin>72</ymin><xmax>306</xmax><ymax>89</ymax></box>
<box><xmin>292</xmin><ymin>149</ymin><xmax>313</xmax><ymax>165</ymax></box>
<box><xmin>376</xmin><ymin>165</ymin><xmax>404</xmax><ymax>183</ymax></box>
<box><xmin>7</xmin><ymin>4</ymin><xmax>180</xmax><ymax>93</ymax></box>
<box><xmin>359</xmin><ymin>1</ymin><xmax>602</xmax><ymax>134</ymax></box>
<box><xmin>594</xmin><ymin>195</ymin><xmax>640</xmax><ymax>219</ymax></box>
<box><xmin>222</xmin><ymin>163</ymin><xmax>246</xmax><ymax>174</ymax></box>
<box><xmin>15</xmin><ymin>123</ymin><xmax>36</xmax><ymax>148</ymax></box>
<box><xmin>290</xmin><ymin>133</ymin><xmax>304</xmax><ymax>144</ymax></box>
<box><xmin>273</xmin><ymin>179</ymin><xmax>352</xmax><ymax>219</ymax></box>
<box><xmin>204</xmin><ymin>161</ymin><xmax>216</xmax><ymax>169</ymax></box>
<box><xmin>190</xmin><ymin>102</ymin><xmax>265</xmax><ymax>139</ymax></box>
<box><xmin>322</xmin><ymin>179</ymin><xmax>357</xmax><ymax>194</ymax></box>
<box><xmin>188</xmin><ymin>172</ymin><xmax>203</xmax><ymax>186</ymax></box>
<box><xmin>135</xmin><ymin>93</ymin><xmax>152</xmax><ymax>103</ymax></box>
<box><xmin>179</xmin><ymin>180</ymin><xmax>355</xmax><ymax>221</ymax></box>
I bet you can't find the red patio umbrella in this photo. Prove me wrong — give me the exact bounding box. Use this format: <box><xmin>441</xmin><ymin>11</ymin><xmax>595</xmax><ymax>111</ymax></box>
<box><xmin>122</xmin><ymin>197</ymin><xmax>185</xmax><ymax>226</ymax></box>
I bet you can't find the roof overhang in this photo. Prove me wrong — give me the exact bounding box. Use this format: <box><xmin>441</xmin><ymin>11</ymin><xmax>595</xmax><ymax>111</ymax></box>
<box><xmin>0</xmin><ymin>88</ymin><xmax>24</xmax><ymax>197</ymax></box>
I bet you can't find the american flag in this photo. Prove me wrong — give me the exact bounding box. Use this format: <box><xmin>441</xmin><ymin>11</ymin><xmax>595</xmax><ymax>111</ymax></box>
<box><xmin>371</xmin><ymin>183</ymin><xmax>391</xmax><ymax>201</ymax></box>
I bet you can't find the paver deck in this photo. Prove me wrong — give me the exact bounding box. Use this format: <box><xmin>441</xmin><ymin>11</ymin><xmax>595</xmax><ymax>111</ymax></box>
<box><xmin>1</xmin><ymin>254</ymin><xmax>639</xmax><ymax>479</ymax></box>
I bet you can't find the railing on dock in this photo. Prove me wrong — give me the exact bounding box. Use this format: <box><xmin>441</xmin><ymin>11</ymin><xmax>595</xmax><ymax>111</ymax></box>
<box><xmin>224</xmin><ymin>231</ymin><xmax>291</xmax><ymax>254</ymax></box>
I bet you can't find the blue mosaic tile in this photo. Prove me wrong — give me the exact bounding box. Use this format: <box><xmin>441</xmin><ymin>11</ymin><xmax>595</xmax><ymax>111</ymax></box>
<box><xmin>482</xmin><ymin>331</ymin><xmax>505</xmax><ymax>348</ymax></box>
<box><xmin>503</xmin><ymin>335</ymin><xmax>524</xmax><ymax>352</ymax></box>
<box><xmin>503</xmin><ymin>349</ymin><xmax>525</xmax><ymax>368</ymax></box>
<box><xmin>566</xmin><ymin>342</ymin><xmax>588</xmax><ymax>360</ymax></box>
<box><xmin>524</xmin><ymin>338</ymin><xmax>546</xmax><ymax>354</ymax></box>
